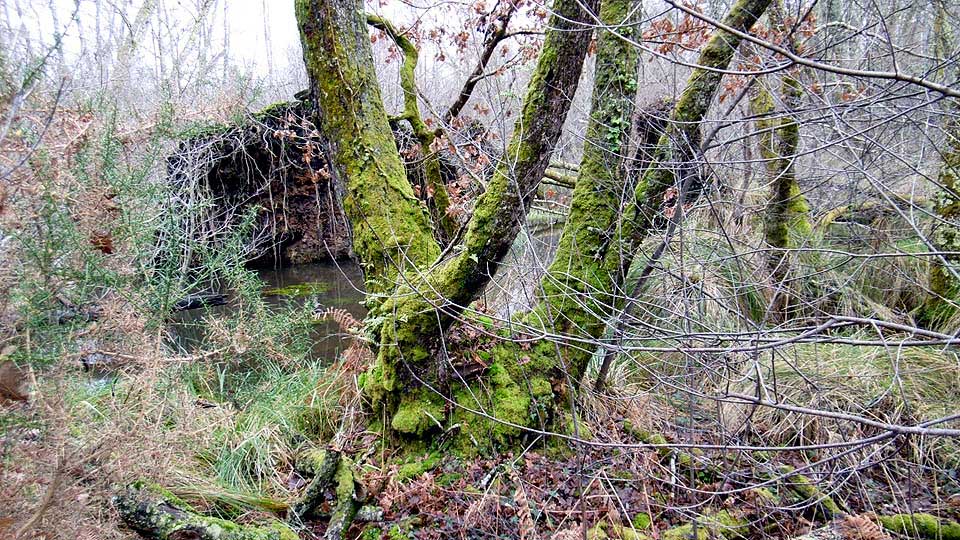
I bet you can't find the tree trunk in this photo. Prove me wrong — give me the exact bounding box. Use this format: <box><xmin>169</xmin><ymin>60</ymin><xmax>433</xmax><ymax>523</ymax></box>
<box><xmin>594</xmin><ymin>0</ymin><xmax>774</xmax><ymax>390</ymax></box>
<box><xmin>296</xmin><ymin>0</ymin><xmax>440</xmax><ymax>297</ymax></box>
<box><xmin>296</xmin><ymin>0</ymin><xmax>771</xmax><ymax>444</ymax></box>
<box><xmin>528</xmin><ymin>0</ymin><xmax>641</xmax><ymax>383</ymax></box>
<box><xmin>753</xmin><ymin>78</ymin><xmax>810</xmax><ymax>259</ymax></box>
<box><xmin>920</xmin><ymin>0</ymin><xmax>960</xmax><ymax>329</ymax></box>
<box><xmin>751</xmin><ymin>75</ymin><xmax>811</xmax><ymax>318</ymax></box>
<box><xmin>366</xmin><ymin>14</ymin><xmax>456</xmax><ymax>242</ymax></box>
<box><xmin>355</xmin><ymin>0</ymin><xmax>600</xmax><ymax>437</ymax></box>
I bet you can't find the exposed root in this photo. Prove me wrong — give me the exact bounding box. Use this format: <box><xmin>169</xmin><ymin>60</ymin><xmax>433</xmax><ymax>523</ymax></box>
<box><xmin>776</xmin><ymin>465</ymin><xmax>845</xmax><ymax>520</ymax></box>
<box><xmin>290</xmin><ymin>448</ymin><xmax>363</xmax><ymax>540</ymax></box>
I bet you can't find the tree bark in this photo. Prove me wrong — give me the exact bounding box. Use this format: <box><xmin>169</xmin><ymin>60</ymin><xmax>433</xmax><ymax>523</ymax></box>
<box><xmin>529</xmin><ymin>0</ymin><xmax>641</xmax><ymax>383</ymax></box>
<box><xmin>360</xmin><ymin>0</ymin><xmax>600</xmax><ymax>437</ymax></box>
<box><xmin>296</xmin><ymin>0</ymin><xmax>440</xmax><ymax>297</ymax></box>
<box><xmin>366</xmin><ymin>13</ymin><xmax>456</xmax><ymax>242</ymax></box>
<box><xmin>750</xmin><ymin>74</ymin><xmax>811</xmax><ymax>319</ymax></box>
<box><xmin>753</xmin><ymin>78</ymin><xmax>810</xmax><ymax>261</ymax></box>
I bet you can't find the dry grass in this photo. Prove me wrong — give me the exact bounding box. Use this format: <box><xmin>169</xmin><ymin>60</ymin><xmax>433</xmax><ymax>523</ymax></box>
<box><xmin>730</xmin><ymin>342</ymin><xmax>960</xmax><ymax>461</ymax></box>
<box><xmin>0</xmin><ymin>352</ymin><xmax>224</xmax><ymax>539</ymax></box>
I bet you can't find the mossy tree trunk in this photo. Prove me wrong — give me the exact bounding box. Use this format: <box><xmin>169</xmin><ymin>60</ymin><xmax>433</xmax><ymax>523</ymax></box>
<box><xmin>750</xmin><ymin>3</ymin><xmax>811</xmax><ymax>319</ymax></box>
<box><xmin>921</xmin><ymin>115</ymin><xmax>960</xmax><ymax>328</ymax></box>
<box><xmin>366</xmin><ymin>13</ymin><xmax>456</xmax><ymax>242</ymax></box>
<box><xmin>920</xmin><ymin>0</ymin><xmax>960</xmax><ymax>329</ymax></box>
<box><xmin>296</xmin><ymin>0</ymin><xmax>441</xmax><ymax>298</ymax></box>
<box><xmin>437</xmin><ymin>0</ymin><xmax>644</xmax><ymax>446</ymax></box>
<box><xmin>621</xmin><ymin>0</ymin><xmax>773</xmax><ymax>247</ymax></box>
<box><xmin>296</xmin><ymin>0</ymin><xmax>771</xmax><ymax>443</ymax></box>
<box><xmin>753</xmin><ymin>78</ymin><xmax>811</xmax><ymax>255</ymax></box>
<box><xmin>750</xmin><ymin>76</ymin><xmax>811</xmax><ymax>317</ymax></box>
<box><xmin>365</xmin><ymin>0</ymin><xmax>601</xmax><ymax>437</ymax></box>
<box><xmin>593</xmin><ymin>0</ymin><xmax>775</xmax><ymax>390</ymax></box>
<box><xmin>524</xmin><ymin>0</ymin><xmax>640</xmax><ymax>383</ymax></box>
<box><xmin>297</xmin><ymin>0</ymin><xmax>599</xmax><ymax>437</ymax></box>
<box><xmin>453</xmin><ymin>0</ymin><xmax>774</xmax><ymax>441</ymax></box>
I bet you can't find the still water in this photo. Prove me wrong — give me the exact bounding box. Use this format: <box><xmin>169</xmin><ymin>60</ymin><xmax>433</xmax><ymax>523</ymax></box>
<box><xmin>169</xmin><ymin>260</ymin><xmax>367</xmax><ymax>361</ymax></box>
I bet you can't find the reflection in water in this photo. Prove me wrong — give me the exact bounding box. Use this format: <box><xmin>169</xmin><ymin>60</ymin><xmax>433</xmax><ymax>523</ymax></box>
<box><xmin>487</xmin><ymin>215</ymin><xmax>563</xmax><ymax>319</ymax></box>
<box><xmin>169</xmin><ymin>260</ymin><xmax>367</xmax><ymax>362</ymax></box>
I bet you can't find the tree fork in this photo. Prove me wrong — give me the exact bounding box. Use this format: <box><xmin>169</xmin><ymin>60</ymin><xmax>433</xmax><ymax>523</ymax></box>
<box><xmin>361</xmin><ymin>0</ymin><xmax>600</xmax><ymax>437</ymax></box>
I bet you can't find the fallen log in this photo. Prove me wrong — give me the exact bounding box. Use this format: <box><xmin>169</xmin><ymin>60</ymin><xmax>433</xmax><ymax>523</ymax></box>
<box><xmin>114</xmin><ymin>481</ymin><xmax>299</xmax><ymax>540</ymax></box>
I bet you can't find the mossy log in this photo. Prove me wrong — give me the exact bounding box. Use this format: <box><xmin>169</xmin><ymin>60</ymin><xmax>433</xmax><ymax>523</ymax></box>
<box><xmin>818</xmin><ymin>195</ymin><xmax>930</xmax><ymax>229</ymax></box>
<box><xmin>114</xmin><ymin>481</ymin><xmax>299</xmax><ymax>540</ymax></box>
<box><xmin>878</xmin><ymin>513</ymin><xmax>960</xmax><ymax>540</ymax></box>
<box><xmin>621</xmin><ymin>422</ymin><xmax>722</xmax><ymax>482</ymax></box>
<box><xmin>597</xmin><ymin>508</ymin><xmax>752</xmax><ymax>540</ymax></box>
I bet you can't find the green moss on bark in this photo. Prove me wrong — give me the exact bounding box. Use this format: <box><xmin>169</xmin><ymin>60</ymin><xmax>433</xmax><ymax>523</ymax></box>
<box><xmin>921</xmin><ymin>113</ymin><xmax>960</xmax><ymax>328</ymax></box>
<box><xmin>296</xmin><ymin>0</ymin><xmax>439</xmax><ymax>296</ymax></box>
<box><xmin>114</xmin><ymin>481</ymin><xmax>298</xmax><ymax>540</ymax></box>
<box><xmin>878</xmin><ymin>513</ymin><xmax>960</xmax><ymax>540</ymax></box>
<box><xmin>366</xmin><ymin>13</ymin><xmax>455</xmax><ymax>240</ymax></box>
<box><xmin>535</xmin><ymin>0</ymin><xmax>640</xmax><ymax>381</ymax></box>
<box><xmin>752</xmin><ymin>77</ymin><xmax>811</xmax><ymax>255</ymax></box>
<box><xmin>359</xmin><ymin>0</ymin><xmax>598</xmax><ymax>433</ymax></box>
